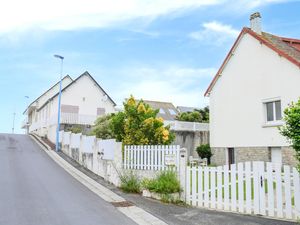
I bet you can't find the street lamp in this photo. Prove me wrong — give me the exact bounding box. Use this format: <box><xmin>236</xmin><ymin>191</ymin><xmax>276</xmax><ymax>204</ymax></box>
<box><xmin>54</xmin><ymin>54</ymin><xmax>64</xmax><ymax>152</ymax></box>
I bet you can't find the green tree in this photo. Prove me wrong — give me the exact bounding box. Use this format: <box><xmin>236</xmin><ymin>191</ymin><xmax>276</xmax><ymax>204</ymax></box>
<box><xmin>111</xmin><ymin>96</ymin><xmax>175</xmax><ymax>145</ymax></box>
<box><xmin>177</xmin><ymin>111</ymin><xmax>202</xmax><ymax>122</ymax></box>
<box><xmin>196</xmin><ymin>106</ymin><xmax>209</xmax><ymax>122</ymax></box>
<box><xmin>280</xmin><ymin>99</ymin><xmax>300</xmax><ymax>170</ymax></box>
<box><xmin>196</xmin><ymin>144</ymin><xmax>212</xmax><ymax>165</ymax></box>
<box><xmin>90</xmin><ymin>114</ymin><xmax>115</xmax><ymax>139</ymax></box>
<box><xmin>176</xmin><ymin>106</ymin><xmax>209</xmax><ymax>123</ymax></box>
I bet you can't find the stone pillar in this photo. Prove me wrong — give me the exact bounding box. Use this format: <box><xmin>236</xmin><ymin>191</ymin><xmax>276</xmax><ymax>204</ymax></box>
<box><xmin>179</xmin><ymin>148</ymin><xmax>188</xmax><ymax>201</ymax></box>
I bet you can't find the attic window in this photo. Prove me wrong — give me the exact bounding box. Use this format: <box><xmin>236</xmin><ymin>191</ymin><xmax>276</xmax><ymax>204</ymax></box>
<box><xmin>82</xmin><ymin>97</ymin><xmax>86</xmax><ymax>102</ymax></box>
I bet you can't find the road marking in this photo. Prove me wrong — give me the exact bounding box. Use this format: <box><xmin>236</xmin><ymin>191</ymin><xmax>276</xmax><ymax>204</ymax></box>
<box><xmin>30</xmin><ymin>135</ymin><xmax>168</xmax><ymax>225</ymax></box>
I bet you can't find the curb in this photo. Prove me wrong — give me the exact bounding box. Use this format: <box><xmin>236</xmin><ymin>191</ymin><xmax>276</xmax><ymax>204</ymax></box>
<box><xmin>30</xmin><ymin>134</ymin><xmax>168</xmax><ymax>225</ymax></box>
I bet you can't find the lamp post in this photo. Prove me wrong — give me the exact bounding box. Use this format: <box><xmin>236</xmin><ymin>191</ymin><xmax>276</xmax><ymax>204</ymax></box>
<box><xmin>24</xmin><ymin>96</ymin><xmax>30</xmax><ymax>134</ymax></box>
<box><xmin>54</xmin><ymin>54</ymin><xmax>64</xmax><ymax>152</ymax></box>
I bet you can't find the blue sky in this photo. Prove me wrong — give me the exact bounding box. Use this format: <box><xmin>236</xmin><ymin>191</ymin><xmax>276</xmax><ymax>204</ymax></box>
<box><xmin>0</xmin><ymin>0</ymin><xmax>299</xmax><ymax>134</ymax></box>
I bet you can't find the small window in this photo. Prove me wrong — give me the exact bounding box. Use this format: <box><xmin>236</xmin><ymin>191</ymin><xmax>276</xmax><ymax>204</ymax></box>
<box><xmin>159</xmin><ymin>108</ymin><xmax>165</xmax><ymax>114</ymax></box>
<box><xmin>169</xmin><ymin>109</ymin><xmax>177</xmax><ymax>115</ymax></box>
<box><xmin>265</xmin><ymin>100</ymin><xmax>282</xmax><ymax>122</ymax></box>
<box><xmin>97</xmin><ymin>108</ymin><xmax>106</xmax><ymax>116</ymax></box>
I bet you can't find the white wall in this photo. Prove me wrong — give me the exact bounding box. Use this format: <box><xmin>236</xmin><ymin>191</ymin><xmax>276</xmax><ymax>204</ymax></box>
<box><xmin>36</xmin><ymin>76</ymin><xmax>73</xmax><ymax>109</ymax></box>
<box><xmin>210</xmin><ymin>33</ymin><xmax>300</xmax><ymax>147</ymax></box>
<box><xmin>58</xmin><ymin>74</ymin><xmax>115</xmax><ymax>115</ymax></box>
<box><xmin>45</xmin><ymin>74</ymin><xmax>116</xmax><ymax>143</ymax></box>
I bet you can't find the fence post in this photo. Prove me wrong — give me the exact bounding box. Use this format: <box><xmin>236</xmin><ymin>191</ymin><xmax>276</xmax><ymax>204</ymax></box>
<box><xmin>79</xmin><ymin>135</ymin><xmax>84</xmax><ymax>165</ymax></box>
<box><xmin>179</xmin><ymin>148</ymin><xmax>188</xmax><ymax>201</ymax></box>
<box><xmin>92</xmin><ymin>138</ymin><xmax>98</xmax><ymax>174</ymax></box>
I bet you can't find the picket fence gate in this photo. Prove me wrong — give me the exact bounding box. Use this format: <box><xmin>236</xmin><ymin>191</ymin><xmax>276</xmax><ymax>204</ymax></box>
<box><xmin>123</xmin><ymin>145</ymin><xmax>180</xmax><ymax>170</ymax></box>
<box><xmin>186</xmin><ymin>161</ymin><xmax>300</xmax><ymax>220</ymax></box>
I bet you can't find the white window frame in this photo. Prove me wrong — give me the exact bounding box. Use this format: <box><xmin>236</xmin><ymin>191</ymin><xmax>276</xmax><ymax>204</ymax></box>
<box><xmin>262</xmin><ymin>97</ymin><xmax>283</xmax><ymax>127</ymax></box>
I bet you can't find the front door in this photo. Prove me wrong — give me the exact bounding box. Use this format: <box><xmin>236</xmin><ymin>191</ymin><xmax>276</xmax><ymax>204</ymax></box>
<box><xmin>228</xmin><ymin>148</ymin><xmax>235</xmax><ymax>166</ymax></box>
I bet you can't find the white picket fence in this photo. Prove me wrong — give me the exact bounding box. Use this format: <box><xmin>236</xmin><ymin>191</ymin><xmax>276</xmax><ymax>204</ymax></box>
<box><xmin>186</xmin><ymin>161</ymin><xmax>300</xmax><ymax>220</ymax></box>
<box><xmin>123</xmin><ymin>145</ymin><xmax>180</xmax><ymax>170</ymax></box>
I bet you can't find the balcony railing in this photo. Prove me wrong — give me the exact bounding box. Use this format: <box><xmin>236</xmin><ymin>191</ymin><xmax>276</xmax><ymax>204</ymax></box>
<box><xmin>60</xmin><ymin>113</ymin><xmax>97</xmax><ymax>125</ymax></box>
<box><xmin>164</xmin><ymin>120</ymin><xmax>209</xmax><ymax>131</ymax></box>
<box><xmin>28</xmin><ymin>113</ymin><xmax>98</xmax><ymax>132</ymax></box>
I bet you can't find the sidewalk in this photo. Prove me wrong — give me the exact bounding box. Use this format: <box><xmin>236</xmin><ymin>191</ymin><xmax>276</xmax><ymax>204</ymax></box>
<box><xmin>58</xmin><ymin>152</ymin><xmax>297</xmax><ymax>225</ymax></box>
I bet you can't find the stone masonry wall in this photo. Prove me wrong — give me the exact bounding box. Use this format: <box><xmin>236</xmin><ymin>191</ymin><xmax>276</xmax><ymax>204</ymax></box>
<box><xmin>211</xmin><ymin>146</ymin><xmax>298</xmax><ymax>167</ymax></box>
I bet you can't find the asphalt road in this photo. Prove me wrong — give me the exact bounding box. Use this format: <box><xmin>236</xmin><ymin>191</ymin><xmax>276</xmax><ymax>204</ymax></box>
<box><xmin>0</xmin><ymin>133</ymin><xmax>136</xmax><ymax>225</ymax></box>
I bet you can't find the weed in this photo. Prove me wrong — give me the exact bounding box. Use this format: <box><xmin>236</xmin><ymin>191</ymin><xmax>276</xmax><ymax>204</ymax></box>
<box><xmin>120</xmin><ymin>171</ymin><xmax>140</xmax><ymax>193</ymax></box>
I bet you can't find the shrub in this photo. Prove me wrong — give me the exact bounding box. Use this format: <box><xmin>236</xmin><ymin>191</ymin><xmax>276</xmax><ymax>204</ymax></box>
<box><xmin>110</xmin><ymin>95</ymin><xmax>175</xmax><ymax>145</ymax></box>
<box><xmin>65</xmin><ymin>125</ymin><xmax>84</xmax><ymax>134</ymax></box>
<box><xmin>280</xmin><ymin>99</ymin><xmax>300</xmax><ymax>171</ymax></box>
<box><xmin>196</xmin><ymin>144</ymin><xmax>212</xmax><ymax>165</ymax></box>
<box><xmin>120</xmin><ymin>171</ymin><xmax>140</xmax><ymax>193</ymax></box>
<box><xmin>90</xmin><ymin>114</ymin><xmax>115</xmax><ymax>139</ymax></box>
<box><xmin>143</xmin><ymin>171</ymin><xmax>181</xmax><ymax>194</ymax></box>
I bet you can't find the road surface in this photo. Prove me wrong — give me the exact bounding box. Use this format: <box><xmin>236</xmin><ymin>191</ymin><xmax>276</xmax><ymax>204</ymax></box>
<box><xmin>0</xmin><ymin>133</ymin><xmax>136</xmax><ymax>225</ymax></box>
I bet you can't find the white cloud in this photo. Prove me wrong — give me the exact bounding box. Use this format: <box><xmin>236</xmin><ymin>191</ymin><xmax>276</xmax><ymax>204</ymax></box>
<box><xmin>189</xmin><ymin>21</ymin><xmax>239</xmax><ymax>45</ymax></box>
<box><xmin>0</xmin><ymin>0</ymin><xmax>295</xmax><ymax>34</ymax></box>
<box><xmin>234</xmin><ymin>0</ymin><xmax>296</xmax><ymax>8</ymax></box>
<box><xmin>111</xmin><ymin>66</ymin><xmax>216</xmax><ymax>107</ymax></box>
<box><xmin>0</xmin><ymin>0</ymin><xmax>220</xmax><ymax>34</ymax></box>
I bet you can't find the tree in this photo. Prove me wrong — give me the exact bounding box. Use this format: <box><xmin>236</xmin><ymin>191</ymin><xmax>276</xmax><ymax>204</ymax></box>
<box><xmin>90</xmin><ymin>114</ymin><xmax>115</xmax><ymax>139</ymax></box>
<box><xmin>280</xmin><ymin>99</ymin><xmax>300</xmax><ymax>170</ymax></box>
<box><xmin>196</xmin><ymin>144</ymin><xmax>212</xmax><ymax>165</ymax></box>
<box><xmin>196</xmin><ymin>106</ymin><xmax>209</xmax><ymax>122</ymax></box>
<box><xmin>176</xmin><ymin>111</ymin><xmax>202</xmax><ymax>122</ymax></box>
<box><xmin>110</xmin><ymin>96</ymin><xmax>175</xmax><ymax>145</ymax></box>
<box><xmin>176</xmin><ymin>106</ymin><xmax>209</xmax><ymax>123</ymax></box>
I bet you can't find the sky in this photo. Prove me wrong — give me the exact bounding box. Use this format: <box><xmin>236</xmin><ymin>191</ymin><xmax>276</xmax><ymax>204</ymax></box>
<box><xmin>0</xmin><ymin>0</ymin><xmax>300</xmax><ymax>134</ymax></box>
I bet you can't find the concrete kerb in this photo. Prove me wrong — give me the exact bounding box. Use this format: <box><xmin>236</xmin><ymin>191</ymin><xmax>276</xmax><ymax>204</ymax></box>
<box><xmin>30</xmin><ymin>134</ymin><xmax>168</xmax><ymax>225</ymax></box>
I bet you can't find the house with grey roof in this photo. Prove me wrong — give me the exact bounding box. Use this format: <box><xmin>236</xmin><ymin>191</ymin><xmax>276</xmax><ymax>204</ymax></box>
<box><xmin>143</xmin><ymin>100</ymin><xmax>179</xmax><ymax>121</ymax></box>
<box><xmin>23</xmin><ymin>71</ymin><xmax>116</xmax><ymax>144</ymax></box>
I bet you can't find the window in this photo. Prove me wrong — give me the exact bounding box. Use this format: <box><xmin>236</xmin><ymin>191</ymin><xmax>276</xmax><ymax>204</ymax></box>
<box><xmin>159</xmin><ymin>108</ymin><xmax>165</xmax><ymax>114</ymax></box>
<box><xmin>97</xmin><ymin>108</ymin><xmax>106</xmax><ymax>116</ymax></box>
<box><xmin>168</xmin><ymin>109</ymin><xmax>177</xmax><ymax>115</ymax></box>
<box><xmin>265</xmin><ymin>100</ymin><xmax>282</xmax><ymax>122</ymax></box>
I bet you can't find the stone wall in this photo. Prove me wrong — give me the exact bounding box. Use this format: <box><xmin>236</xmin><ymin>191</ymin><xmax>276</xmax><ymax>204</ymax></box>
<box><xmin>211</xmin><ymin>146</ymin><xmax>298</xmax><ymax>167</ymax></box>
<box><xmin>173</xmin><ymin>131</ymin><xmax>209</xmax><ymax>157</ymax></box>
<box><xmin>282</xmin><ymin>147</ymin><xmax>298</xmax><ymax>168</ymax></box>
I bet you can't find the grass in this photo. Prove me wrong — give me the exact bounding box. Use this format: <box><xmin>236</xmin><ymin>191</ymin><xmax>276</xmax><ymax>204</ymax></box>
<box><xmin>120</xmin><ymin>171</ymin><xmax>141</xmax><ymax>193</ymax></box>
<box><xmin>142</xmin><ymin>171</ymin><xmax>181</xmax><ymax>194</ymax></box>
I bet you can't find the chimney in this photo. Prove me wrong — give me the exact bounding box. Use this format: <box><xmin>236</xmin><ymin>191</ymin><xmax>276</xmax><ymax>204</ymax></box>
<box><xmin>250</xmin><ymin>12</ymin><xmax>262</xmax><ymax>35</ymax></box>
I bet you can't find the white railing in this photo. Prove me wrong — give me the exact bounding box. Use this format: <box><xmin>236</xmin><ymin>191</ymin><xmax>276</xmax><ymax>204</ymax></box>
<box><xmin>123</xmin><ymin>145</ymin><xmax>180</xmax><ymax>171</ymax></box>
<box><xmin>186</xmin><ymin>161</ymin><xmax>300</xmax><ymax>220</ymax></box>
<box><xmin>164</xmin><ymin>120</ymin><xmax>209</xmax><ymax>131</ymax></box>
<box><xmin>60</xmin><ymin>112</ymin><xmax>97</xmax><ymax>125</ymax></box>
<box><xmin>28</xmin><ymin>113</ymin><xmax>98</xmax><ymax>132</ymax></box>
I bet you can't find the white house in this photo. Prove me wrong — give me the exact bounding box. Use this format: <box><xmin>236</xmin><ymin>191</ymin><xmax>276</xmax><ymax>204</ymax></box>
<box><xmin>23</xmin><ymin>71</ymin><xmax>116</xmax><ymax>144</ymax></box>
<box><xmin>205</xmin><ymin>13</ymin><xmax>300</xmax><ymax>167</ymax></box>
